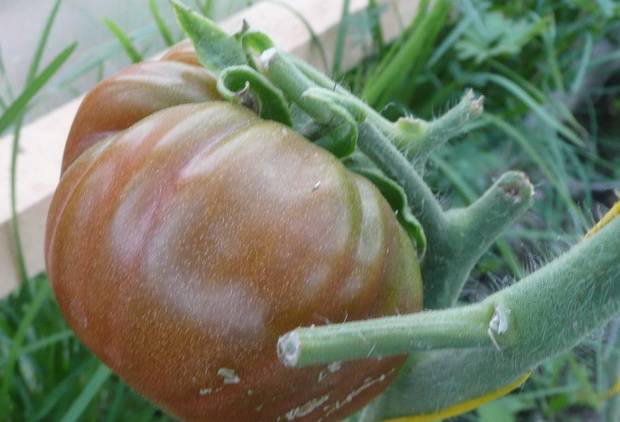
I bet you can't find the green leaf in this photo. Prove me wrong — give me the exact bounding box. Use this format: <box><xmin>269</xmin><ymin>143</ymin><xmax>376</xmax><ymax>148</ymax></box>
<box><xmin>0</xmin><ymin>43</ymin><xmax>76</xmax><ymax>136</ymax></box>
<box><xmin>104</xmin><ymin>19</ymin><xmax>143</xmax><ymax>63</ymax></box>
<box><xmin>217</xmin><ymin>65</ymin><xmax>292</xmax><ymax>125</ymax></box>
<box><xmin>345</xmin><ymin>153</ymin><xmax>427</xmax><ymax>257</ymax></box>
<box><xmin>239</xmin><ymin>31</ymin><xmax>274</xmax><ymax>55</ymax></box>
<box><xmin>171</xmin><ymin>0</ymin><xmax>247</xmax><ymax>73</ymax></box>
<box><xmin>455</xmin><ymin>9</ymin><xmax>548</xmax><ymax>64</ymax></box>
<box><xmin>150</xmin><ymin>0</ymin><xmax>176</xmax><ymax>46</ymax></box>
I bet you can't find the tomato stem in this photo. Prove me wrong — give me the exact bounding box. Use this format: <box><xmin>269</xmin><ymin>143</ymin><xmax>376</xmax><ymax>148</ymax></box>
<box><xmin>400</xmin><ymin>89</ymin><xmax>484</xmax><ymax>168</ymax></box>
<box><xmin>354</xmin><ymin>122</ymin><xmax>448</xmax><ymax>249</ymax></box>
<box><xmin>278</xmin><ymin>302</ymin><xmax>496</xmax><ymax>368</ymax></box>
<box><xmin>281</xmin><ymin>216</ymin><xmax>620</xmax><ymax>419</ymax></box>
<box><xmin>424</xmin><ymin>171</ymin><xmax>534</xmax><ymax>309</ymax></box>
<box><xmin>378</xmin><ymin>216</ymin><xmax>620</xmax><ymax>419</ymax></box>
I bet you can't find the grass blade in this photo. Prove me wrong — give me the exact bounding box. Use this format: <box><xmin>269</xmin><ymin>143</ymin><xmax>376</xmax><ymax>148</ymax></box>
<box><xmin>332</xmin><ymin>0</ymin><xmax>351</xmax><ymax>77</ymax></box>
<box><xmin>30</xmin><ymin>358</ymin><xmax>94</xmax><ymax>422</ymax></box>
<box><xmin>0</xmin><ymin>281</ymin><xmax>50</xmax><ymax>417</ymax></box>
<box><xmin>149</xmin><ymin>0</ymin><xmax>175</xmax><ymax>46</ymax></box>
<box><xmin>104</xmin><ymin>381</ymin><xmax>128</xmax><ymax>422</ymax></box>
<box><xmin>59</xmin><ymin>364</ymin><xmax>112</xmax><ymax>422</ymax></box>
<box><xmin>104</xmin><ymin>19</ymin><xmax>143</xmax><ymax>63</ymax></box>
<box><xmin>0</xmin><ymin>43</ymin><xmax>76</xmax><ymax>136</ymax></box>
<box><xmin>26</xmin><ymin>0</ymin><xmax>63</xmax><ymax>82</ymax></box>
<box><xmin>571</xmin><ymin>33</ymin><xmax>593</xmax><ymax>94</ymax></box>
<box><xmin>367</xmin><ymin>0</ymin><xmax>386</xmax><ymax>55</ymax></box>
<box><xmin>265</xmin><ymin>0</ymin><xmax>329</xmax><ymax>73</ymax></box>
<box><xmin>9</xmin><ymin>126</ymin><xmax>28</xmax><ymax>284</ymax></box>
<box><xmin>362</xmin><ymin>0</ymin><xmax>451</xmax><ymax>108</ymax></box>
<box><xmin>478</xmin><ymin>72</ymin><xmax>584</xmax><ymax>146</ymax></box>
<box><xmin>10</xmin><ymin>0</ymin><xmax>64</xmax><ymax>287</ymax></box>
<box><xmin>484</xmin><ymin>113</ymin><xmax>586</xmax><ymax>228</ymax></box>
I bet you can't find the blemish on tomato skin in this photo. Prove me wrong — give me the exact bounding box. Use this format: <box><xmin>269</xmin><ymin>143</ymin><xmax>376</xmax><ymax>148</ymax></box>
<box><xmin>280</xmin><ymin>395</ymin><xmax>330</xmax><ymax>421</ymax></box>
<box><xmin>217</xmin><ymin>367</ymin><xmax>240</xmax><ymax>384</ymax></box>
<box><xmin>322</xmin><ymin>369</ymin><xmax>395</xmax><ymax>417</ymax></box>
<box><xmin>317</xmin><ymin>360</ymin><xmax>343</xmax><ymax>382</ymax></box>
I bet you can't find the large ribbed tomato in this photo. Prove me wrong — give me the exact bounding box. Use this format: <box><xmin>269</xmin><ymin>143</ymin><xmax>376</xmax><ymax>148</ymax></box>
<box><xmin>45</xmin><ymin>42</ymin><xmax>423</xmax><ymax>422</ymax></box>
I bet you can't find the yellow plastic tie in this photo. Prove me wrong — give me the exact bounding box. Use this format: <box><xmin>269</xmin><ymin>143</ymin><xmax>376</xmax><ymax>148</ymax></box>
<box><xmin>606</xmin><ymin>379</ymin><xmax>620</xmax><ymax>400</ymax></box>
<box><xmin>383</xmin><ymin>372</ymin><xmax>531</xmax><ymax>422</ymax></box>
<box><xmin>585</xmin><ymin>201</ymin><xmax>620</xmax><ymax>239</ymax></box>
<box><xmin>589</xmin><ymin>201</ymin><xmax>620</xmax><ymax>401</ymax></box>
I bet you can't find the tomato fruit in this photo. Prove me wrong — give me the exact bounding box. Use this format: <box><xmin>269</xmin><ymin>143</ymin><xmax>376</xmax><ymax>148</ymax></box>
<box><xmin>45</xmin><ymin>42</ymin><xmax>423</xmax><ymax>421</ymax></box>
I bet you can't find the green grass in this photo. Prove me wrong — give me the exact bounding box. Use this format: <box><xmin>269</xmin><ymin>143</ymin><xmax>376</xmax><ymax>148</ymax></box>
<box><xmin>2</xmin><ymin>0</ymin><xmax>620</xmax><ymax>420</ymax></box>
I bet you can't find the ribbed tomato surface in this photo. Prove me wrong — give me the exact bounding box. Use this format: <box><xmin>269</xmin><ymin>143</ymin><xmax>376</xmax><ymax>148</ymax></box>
<box><xmin>45</xmin><ymin>42</ymin><xmax>423</xmax><ymax>422</ymax></box>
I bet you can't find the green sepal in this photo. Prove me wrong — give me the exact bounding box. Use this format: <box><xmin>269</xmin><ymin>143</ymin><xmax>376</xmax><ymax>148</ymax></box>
<box><xmin>217</xmin><ymin>65</ymin><xmax>292</xmax><ymax>126</ymax></box>
<box><xmin>301</xmin><ymin>90</ymin><xmax>357</xmax><ymax>158</ymax></box>
<box><xmin>303</xmin><ymin>87</ymin><xmax>367</xmax><ymax>122</ymax></box>
<box><xmin>239</xmin><ymin>30</ymin><xmax>275</xmax><ymax>70</ymax></box>
<box><xmin>171</xmin><ymin>0</ymin><xmax>247</xmax><ymax>73</ymax></box>
<box><xmin>345</xmin><ymin>152</ymin><xmax>427</xmax><ymax>258</ymax></box>
<box><xmin>239</xmin><ymin>31</ymin><xmax>275</xmax><ymax>55</ymax></box>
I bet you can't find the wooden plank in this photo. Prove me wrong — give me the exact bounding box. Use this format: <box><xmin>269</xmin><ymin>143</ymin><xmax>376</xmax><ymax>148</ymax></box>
<box><xmin>0</xmin><ymin>0</ymin><xmax>420</xmax><ymax>297</ymax></box>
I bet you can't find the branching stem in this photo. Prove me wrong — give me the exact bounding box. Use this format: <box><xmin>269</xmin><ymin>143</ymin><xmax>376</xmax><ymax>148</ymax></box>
<box><xmin>261</xmin><ymin>48</ymin><xmax>533</xmax><ymax>310</ymax></box>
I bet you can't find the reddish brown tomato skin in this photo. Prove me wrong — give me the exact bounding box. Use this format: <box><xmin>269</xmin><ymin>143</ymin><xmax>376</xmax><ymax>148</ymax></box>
<box><xmin>45</xmin><ymin>43</ymin><xmax>423</xmax><ymax>421</ymax></box>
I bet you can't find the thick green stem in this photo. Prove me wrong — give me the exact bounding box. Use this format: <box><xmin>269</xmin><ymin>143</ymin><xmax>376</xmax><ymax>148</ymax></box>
<box><xmin>378</xmin><ymin>217</ymin><xmax>620</xmax><ymax>419</ymax></box>
<box><xmin>424</xmin><ymin>171</ymin><xmax>534</xmax><ymax>309</ymax></box>
<box><xmin>278</xmin><ymin>304</ymin><xmax>495</xmax><ymax>368</ymax></box>
<box><xmin>277</xmin><ymin>216</ymin><xmax>620</xmax><ymax>418</ymax></box>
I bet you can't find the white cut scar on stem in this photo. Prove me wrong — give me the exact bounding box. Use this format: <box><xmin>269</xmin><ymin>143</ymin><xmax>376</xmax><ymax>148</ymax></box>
<box><xmin>260</xmin><ymin>48</ymin><xmax>278</xmax><ymax>68</ymax></box>
<box><xmin>488</xmin><ymin>305</ymin><xmax>510</xmax><ymax>351</ymax></box>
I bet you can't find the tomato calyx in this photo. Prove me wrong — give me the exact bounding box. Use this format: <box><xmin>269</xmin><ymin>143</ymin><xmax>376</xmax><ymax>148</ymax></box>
<box><xmin>172</xmin><ymin>0</ymin><xmax>431</xmax><ymax>257</ymax></box>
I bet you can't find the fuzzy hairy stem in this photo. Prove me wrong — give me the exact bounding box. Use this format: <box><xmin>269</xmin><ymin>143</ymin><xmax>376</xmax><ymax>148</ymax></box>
<box><xmin>277</xmin><ymin>211</ymin><xmax>620</xmax><ymax>419</ymax></box>
<box><xmin>424</xmin><ymin>171</ymin><xmax>534</xmax><ymax>309</ymax></box>
<box><xmin>278</xmin><ymin>304</ymin><xmax>495</xmax><ymax>368</ymax></box>
<box><xmin>377</xmin><ymin>216</ymin><xmax>620</xmax><ymax>419</ymax></box>
<box><xmin>399</xmin><ymin>89</ymin><xmax>484</xmax><ymax>166</ymax></box>
<box><xmin>355</xmin><ymin>122</ymin><xmax>448</xmax><ymax>247</ymax></box>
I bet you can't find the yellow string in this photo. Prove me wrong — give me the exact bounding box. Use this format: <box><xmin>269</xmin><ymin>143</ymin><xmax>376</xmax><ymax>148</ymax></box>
<box><xmin>606</xmin><ymin>380</ymin><xmax>620</xmax><ymax>400</ymax></box>
<box><xmin>585</xmin><ymin>201</ymin><xmax>620</xmax><ymax>239</ymax></box>
<box><xmin>383</xmin><ymin>372</ymin><xmax>531</xmax><ymax>422</ymax></box>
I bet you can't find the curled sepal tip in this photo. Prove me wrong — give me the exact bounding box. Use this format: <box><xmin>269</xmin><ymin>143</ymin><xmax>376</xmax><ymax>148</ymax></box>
<box><xmin>217</xmin><ymin>65</ymin><xmax>292</xmax><ymax>125</ymax></box>
<box><xmin>171</xmin><ymin>0</ymin><xmax>247</xmax><ymax>73</ymax></box>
